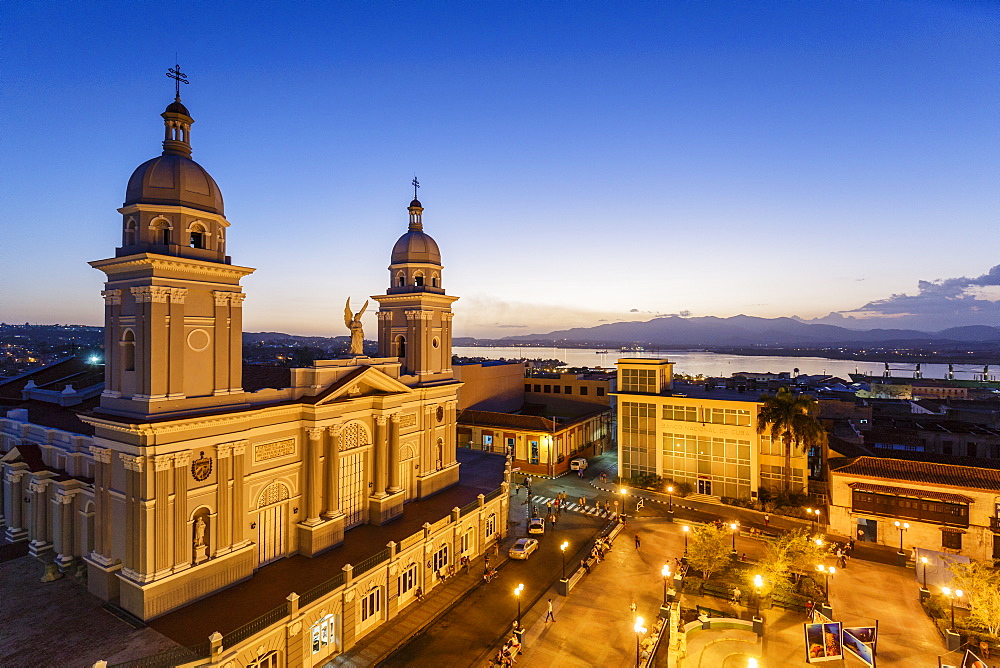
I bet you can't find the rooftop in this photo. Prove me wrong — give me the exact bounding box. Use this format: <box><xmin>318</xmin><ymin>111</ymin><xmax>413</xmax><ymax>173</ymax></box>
<box><xmin>830</xmin><ymin>455</ymin><xmax>1000</xmax><ymax>492</ymax></box>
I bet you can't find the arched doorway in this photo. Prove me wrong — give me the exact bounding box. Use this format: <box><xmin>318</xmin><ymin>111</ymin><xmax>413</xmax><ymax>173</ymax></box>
<box><xmin>339</xmin><ymin>422</ymin><xmax>370</xmax><ymax>529</ymax></box>
<box><xmin>256</xmin><ymin>482</ymin><xmax>290</xmax><ymax>566</ymax></box>
<box><xmin>399</xmin><ymin>443</ymin><xmax>417</xmax><ymax>502</ymax></box>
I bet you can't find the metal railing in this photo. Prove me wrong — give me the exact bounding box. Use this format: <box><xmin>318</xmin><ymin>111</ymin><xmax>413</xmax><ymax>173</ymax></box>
<box><xmin>108</xmin><ymin>641</ymin><xmax>211</xmax><ymax>668</ymax></box>
<box><xmin>484</xmin><ymin>486</ymin><xmax>504</xmax><ymax>502</ymax></box>
<box><xmin>353</xmin><ymin>547</ymin><xmax>390</xmax><ymax>577</ymax></box>
<box><xmin>459</xmin><ymin>499</ymin><xmax>480</xmax><ymax>517</ymax></box>
<box><xmin>222</xmin><ymin>603</ymin><xmax>288</xmax><ymax>649</ymax></box>
<box><xmin>299</xmin><ymin>571</ymin><xmax>346</xmax><ymax>606</ymax></box>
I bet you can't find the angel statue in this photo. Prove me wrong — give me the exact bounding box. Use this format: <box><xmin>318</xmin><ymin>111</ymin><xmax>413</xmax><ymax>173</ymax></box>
<box><xmin>345</xmin><ymin>298</ymin><xmax>369</xmax><ymax>355</ymax></box>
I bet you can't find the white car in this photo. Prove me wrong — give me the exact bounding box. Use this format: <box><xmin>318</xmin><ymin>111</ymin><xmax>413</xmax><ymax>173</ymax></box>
<box><xmin>528</xmin><ymin>518</ymin><xmax>545</xmax><ymax>534</ymax></box>
<box><xmin>509</xmin><ymin>538</ymin><xmax>539</xmax><ymax>560</ymax></box>
<box><xmin>570</xmin><ymin>457</ymin><xmax>588</xmax><ymax>471</ymax></box>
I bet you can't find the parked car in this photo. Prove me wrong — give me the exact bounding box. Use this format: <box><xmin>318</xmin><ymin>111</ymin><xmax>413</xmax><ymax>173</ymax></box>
<box><xmin>509</xmin><ymin>538</ymin><xmax>539</xmax><ymax>560</ymax></box>
<box><xmin>528</xmin><ymin>517</ymin><xmax>545</xmax><ymax>534</ymax></box>
<box><xmin>570</xmin><ymin>457</ymin><xmax>588</xmax><ymax>471</ymax></box>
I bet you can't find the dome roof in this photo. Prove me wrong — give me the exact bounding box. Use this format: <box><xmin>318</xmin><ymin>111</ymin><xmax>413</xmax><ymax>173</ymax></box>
<box><xmin>165</xmin><ymin>98</ymin><xmax>190</xmax><ymax>115</ymax></box>
<box><xmin>124</xmin><ymin>154</ymin><xmax>224</xmax><ymax>215</ymax></box>
<box><xmin>391</xmin><ymin>229</ymin><xmax>441</xmax><ymax>265</ymax></box>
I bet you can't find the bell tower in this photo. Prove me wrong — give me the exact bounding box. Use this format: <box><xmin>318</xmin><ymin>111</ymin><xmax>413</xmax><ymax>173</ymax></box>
<box><xmin>90</xmin><ymin>94</ymin><xmax>255</xmax><ymax>418</ymax></box>
<box><xmin>372</xmin><ymin>188</ymin><xmax>458</xmax><ymax>380</ymax></box>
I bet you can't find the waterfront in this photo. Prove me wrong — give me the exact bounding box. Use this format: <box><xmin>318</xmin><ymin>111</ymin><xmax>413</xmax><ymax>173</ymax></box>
<box><xmin>453</xmin><ymin>346</ymin><xmax>995</xmax><ymax>381</ymax></box>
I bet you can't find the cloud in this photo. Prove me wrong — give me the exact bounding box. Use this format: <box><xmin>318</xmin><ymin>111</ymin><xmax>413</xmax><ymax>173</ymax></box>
<box><xmin>807</xmin><ymin>264</ymin><xmax>1000</xmax><ymax>330</ymax></box>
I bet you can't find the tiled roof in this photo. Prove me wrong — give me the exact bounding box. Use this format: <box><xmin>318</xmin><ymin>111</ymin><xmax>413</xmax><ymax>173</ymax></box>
<box><xmin>459</xmin><ymin>410</ymin><xmax>555</xmax><ymax>432</ymax></box>
<box><xmin>847</xmin><ymin>481</ymin><xmax>973</xmax><ymax>504</ymax></box>
<box><xmin>0</xmin><ymin>357</ymin><xmax>101</xmax><ymax>401</ymax></box>
<box><xmin>830</xmin><ymin>456</ymin><xmax>1000</xmax><ymax>493</ymax></box>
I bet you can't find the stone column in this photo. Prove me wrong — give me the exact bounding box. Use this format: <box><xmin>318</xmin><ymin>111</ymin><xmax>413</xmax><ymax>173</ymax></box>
<box><xmin>28</xmin><ymin>480</ymin><xmax>51</xmax><ymax>550</ymax></box>
<box><xmin>323</xmin><ymin>425</ymin><xmax>341</xmax><ymax>518</ymax></box>
<box><xmin>373</xmin><ymin>416</ymin><xmax>388</xmax><ymax>497</ymax></box>
<box><xmin>101</xmin><ymin>290</ymin><xmax>122</xmax><ymax>397</ymax></box>
<box><xmin>376</xmin><ymin>312</ymin><xmax>393</xmax><ymax>358</ymax></box>
<box><xmin>232</xmin><ymin>442</ymin><xmax>247</xmax><ymax>546</ymax></box>
<box><xmin>3</xmin><ymin>467</ymin><xmax>26</xmax><ymax>541</ymax></box>
<box><xmin>212</xmin><ymin>291</ymin><xmax>231</xmax><ymax>396</ymax></box>
<box><xmin>446</xmin><ymin>401</ymin><xmax>458</xmax><ymax>465</ymax></box>
<box><xmin>388</xmin><ymin>414</ymin><xmax>401</xmax><ymax>493</ymax></box>
<box><xmin>153</xmin><ymin>455</ymin><xmax>173</xmax><ymax>573</ymax></box>
<box><xmin>304</xmin><ymin>429</ymin><xmax>324</xmax><ymax>524</ymax></box>
<box><xmin>88</xmin><ymin>447</ymin><xmax>113</xmax><ymax>562</ymax></box>
<box><xmin>167</xmin><ymin>288</ymin><xmax>187</xmax><ymax>399</ymax></box>
<box><xmin>54</xmin><ymin>490</ymin><xmax>77</xmax><ymax>569</ymax></box>
<box><xmin>229</xmin><ymin>293</ymin><xmax>246</xmax><ymax>392</ymax></box>
<box><xmin>215</xmin><ymin>444</ymin><xmax>232</xmax><ymax>554</ymax></box>
<box><xmin>173</xmin><ymin>452</ymin><xmax>191</xmax><ymax>569</ymax></box>
<box><xmin>441</xmin><ymin>312</ymin><xmax>454</xmax><ymax>372</ymax></box>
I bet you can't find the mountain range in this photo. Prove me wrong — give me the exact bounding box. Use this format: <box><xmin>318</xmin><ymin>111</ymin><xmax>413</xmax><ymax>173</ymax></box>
<box><xmin>502</xmin><ymin>315</ymin><xmax>1000</xmax><ymax>348</ymax></box>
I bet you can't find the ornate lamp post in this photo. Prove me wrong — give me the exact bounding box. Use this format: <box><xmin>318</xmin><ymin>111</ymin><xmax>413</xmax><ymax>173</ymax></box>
<box><xmin>942</xmin><ymin>587</ymin><xmax>963</xmax><ymax>631</ymax></box>
<box><xmin>514</xmin><ymin>583</ymin><xmax>525</xmax><ymax>630</ymax></box>
<box><xmin>682</xmin><ymin>525</ymin><xmax>690</xmax><ymax>555</ymax></box>
<box><xmin>816</xmin><ymin>564</ymin><xmax>836</xmax><ymax>602</ymax></box>
<box><xmin>667</xmin><ymin>485</ymin><xmax>674</xmax><ymax>514</ymax></box>
<box><xmin>730</xmin><ymin>522</ymin><xmax>739</xmax><ymax>552</ymax></box>
<box><xmin>921</xmin><ymin>556</ymin><xmax>929</xmax><ymax>589</ymax></box>
<box><xmin>620</xmin><ymin>488</ymin><xmax>627</xmax><ymax>520</ymax></box>
<box><xmin>893</xmin><ymin>521</ymin><xmax>909</xmax><ymax>554</ymax></box>
<box><xmin>560</xmin><ymin>541</ymin><xmax>569</xmax><ymax>581</ymax></box>
<box><xmin>661</xmin><ymin>565</ymin><xmax>671</xmax><ymax>605</ymax></box>
<box><xmin>634</xmin><ymin>616</ymin><xmax>647</xmax><ymax>668</ymax></box>
<box><xmin>806</xmin><ymin>508</ymin><xmax>821</xmax><ymax>534</ymax></box>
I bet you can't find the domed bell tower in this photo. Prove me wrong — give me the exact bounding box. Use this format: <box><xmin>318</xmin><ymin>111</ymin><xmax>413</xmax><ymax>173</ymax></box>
<box><xmin>372</xmin><ymin>192</ymin><xmax>458</xmax><ymax>380</ymax></box>
<box><xmin>89</xmin><ymin>94</ymin><xmax>255</xmax><ymax>418</ymax></box>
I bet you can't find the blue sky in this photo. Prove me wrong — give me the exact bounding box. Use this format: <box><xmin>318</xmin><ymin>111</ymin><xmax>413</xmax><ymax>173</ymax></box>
<box><xmin>3</xmin><ymin>1</ymin><xmax>997</xmax><ymax>337</ymax></box>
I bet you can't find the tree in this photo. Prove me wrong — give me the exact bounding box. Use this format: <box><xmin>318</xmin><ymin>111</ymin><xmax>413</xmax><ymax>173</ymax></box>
<box><xmin>949</xmin><ymin>561</ymin><xmax>1000</xmax><ymax>635</ymax></box>
<box><xmin>757</xmin><ymin>387</ymin><xmax>828</xmax><ymax>493</ymax></box>
<box><xmin>755</xmin><ymin>529</ymin><xmax>829</xmax><ymax>596</ymax></box>
<box><xmin>688</xmin><ymin>524</ymin><xmax>732</xmax><ymax>584</ymax></box>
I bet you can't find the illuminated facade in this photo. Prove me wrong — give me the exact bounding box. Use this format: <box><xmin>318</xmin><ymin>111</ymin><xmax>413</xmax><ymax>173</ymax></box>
<box><xmin>0</xmin><ymin>96</ymin><xmax>463</xmax><ymax>621</ymax></box>
<box><xmin>614</xmin><ymin>358</ymin><xmax>807</xmax><ymax>498</ymax></box>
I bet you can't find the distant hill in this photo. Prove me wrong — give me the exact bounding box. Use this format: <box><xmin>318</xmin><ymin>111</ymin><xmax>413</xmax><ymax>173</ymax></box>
<box><xmin>503</xmin><ymin>316</ymin><xmax>1000</xmax><ymax>347</ymax></box>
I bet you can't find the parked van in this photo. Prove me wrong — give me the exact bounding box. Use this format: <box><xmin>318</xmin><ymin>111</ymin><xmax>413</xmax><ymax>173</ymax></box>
<box><xmin>570</xmin><ymin>457</ymin><xmax>588</xmax><ymax>471</ymax></box>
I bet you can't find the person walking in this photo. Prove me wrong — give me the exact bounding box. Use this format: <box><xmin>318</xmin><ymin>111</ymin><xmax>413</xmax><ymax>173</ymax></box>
<box><xmin>732</xmin><ymin>587</ymin><xmax>742</xmax><ymax>604</ymax></box>
<box><xmin>635</xmin><ymin>532</ymin><xmax>641</xmax><ymax>549</ymax></box>
<box><xmin>630</xmin><ymin>599</ymin><xmax>637</xmax><ymax>614</ymax></box>
<box><xmin>544</xmin><ymin>598</ymin><xmax>556</xmax><ymax>622</ymax></box>
<box><xmin>764</xmin><ymin>514</ymin><xmax>770</xmax><ymax>527</ymax></box>
<box><xmin>805</xmin><ymin>599</ymin><xmax>814</xmax><ymax>620</ymax></box>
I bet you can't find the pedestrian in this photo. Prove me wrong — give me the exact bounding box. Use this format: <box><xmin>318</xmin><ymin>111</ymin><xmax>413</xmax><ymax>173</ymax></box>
<box><xmin>578</xmin><ymin>468</ymin><xmax>584</xmax><ymax>478</ymax></box>
<box><xmin>582</xmin><ymin>558</ymin><xmax>591</xmax><ymax>574</ymax></box>
<box><xmin>764</xmin><ymin>514</ymin><xmax>769</xmax><ymax>527</ymax></box>
<box><xmin>732</xmin><ymin>587</ymin><xmax>742</xmax><ymax>604</ymax></box>
<box><xmin>544</xmin><ymin>598</ymin><xmax>556</xmax><ymax>622</ymax></box>
<box><xmin>416</xmin><ymin>586</ymin><xmax>424</xmax><ymax>601</ymax></box>
<box><xmin>551</xmin><ymin>513</ymin><xmax>557</xmax><ymax>526</ymax></box>
<box><xmin>547</xmin><ymin>501</ymin><xmax>552</xmax><ymax>514</ymax></box>
<box><xmin>839</xmin><ymin>553</ymin><xmax>847</xmax><ymax>569</ymax></box>
<box><xmin>805</xmin><ymin>599</ymin><xmax>814</xmax><ymax>620</ymax></box>
<box><xmin>630</xmin><ymin>599</ymin><xmax>637</xmax><ymax>614</ymax></box>
<box><xmin>635</xmin><ymin>533</ymin><xmax>641</xmax><ymax>549</ymax></box>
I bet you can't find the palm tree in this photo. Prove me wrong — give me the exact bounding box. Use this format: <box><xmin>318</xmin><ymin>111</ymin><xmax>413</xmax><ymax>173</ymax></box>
<box><xmin>756</xmin><ymin>387</ymin><xmax>827</xmax><ymax>494</ymax></box>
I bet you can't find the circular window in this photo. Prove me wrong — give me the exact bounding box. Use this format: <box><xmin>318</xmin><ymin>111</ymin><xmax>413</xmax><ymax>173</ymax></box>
<box><xmin>186</xmin><ymin>329</ymin><xmax>211</xmax><ymax>352</ymax></box>
<box><xmin>436</xmin><ymin>406</ymin><xmax>445</xmax><ymax>422</ymax></box>
<box><xmin>432</xmin><ymin>337</ymin><xmax>440</xmax><ymax>349</ymax></box>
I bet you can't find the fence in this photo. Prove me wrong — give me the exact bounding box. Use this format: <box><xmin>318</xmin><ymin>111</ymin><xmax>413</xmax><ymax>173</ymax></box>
<box><xmin>222</xmin><ymin>603</ymin><xmax>288</xmax><ymax>649</ymax></box>
<box><xmin>353</xmin><ymin>547</ymin><xmax>391</xmax><ymax>578</ymax></box>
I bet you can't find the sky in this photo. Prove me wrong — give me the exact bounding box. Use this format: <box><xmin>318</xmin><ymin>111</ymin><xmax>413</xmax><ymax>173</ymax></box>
<box><xmin>3</xmin><ymin>1</ymin><xmax>998</xmax><ymax>338</ymax></box>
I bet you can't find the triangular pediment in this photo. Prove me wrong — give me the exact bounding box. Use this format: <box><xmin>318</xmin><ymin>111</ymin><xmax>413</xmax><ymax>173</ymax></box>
<box><xmin>313</xmin><ymin>366</ymin><xmax>414</xmax><ymax>405</ymax></box>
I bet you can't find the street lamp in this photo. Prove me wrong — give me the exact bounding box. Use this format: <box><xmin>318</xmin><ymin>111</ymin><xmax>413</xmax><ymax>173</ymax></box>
<box><xmin>893</xmin><ymin>521</ymin><xmax>910</xmax><ymax>554</ymax></box>
<box><xmin>682</xmin><ymin>525</ymin><xmax>690</xmax><ymax>555</ymax></box>
<box><xmin>942</xmin><ymin>587</ymin><xmax>963</xmax><ymax>631</ymax></box>
<box><xmin>730</xmin><ymin>522</ymin><xmax>739</xmax><ymax>552</ymax></box>
<box><xmin>620</xmin><ymin>488</ymin><xmax>627</xmax><ymax>520</ymax></box>
<box><xmin>816</xmin><ymin>565</ymin><xmax>836</xmax><ymax>602</ymax></box>
<box><xmin>661</xmin><ymin>565</ymin><xmax>671</xmax><ymax>605</ymax></box>
<box><xmin>748</xmin><ymin>659</ymin><xmax>758</xmax><ymax>668</ymax></box>
<box><xmin>753</xmin><ymin>574</ymin><xmax>764</xmax><ymax>618</ymax></box>
<box><xmin>514</xmin><ymin>583</ymin><xmax>524</xmax><ymax>630</ymax></box>
<box><xmin>634</xmin><ymin>616</ymin><xmax>647</xmax><ymax>668</ymax></box>
<box><xmin>560</xmin><ymin>541</ymin><xmax>569</xmax><ymax>581</ymax></box>
<box><xmin>921</xmin><ymin>556</ymin><xmax>929</xmax><ymax>590</ymax></box>
<box><xmin>667</xmin><ymin>485</ymin><xmax>674</xmax><ymax>514</ymax></box>
<box><xmin>806</xmin><ymin>508</ymin><xmax>821</xmax><ymax>534</ymax></box>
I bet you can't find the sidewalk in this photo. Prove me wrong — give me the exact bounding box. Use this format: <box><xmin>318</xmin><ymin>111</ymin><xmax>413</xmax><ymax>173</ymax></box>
<box><xmin>328</xmin><ymin>545</ymin><xmax>513</xmax><ymax>667</ymax></box>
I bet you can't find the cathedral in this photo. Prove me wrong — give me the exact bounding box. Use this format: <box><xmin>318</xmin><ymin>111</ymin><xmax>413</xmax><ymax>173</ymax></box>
<box><xmin>0</xmin><ymin>94</ymin><xmax>464</xmax><ymax>621</ymax></box>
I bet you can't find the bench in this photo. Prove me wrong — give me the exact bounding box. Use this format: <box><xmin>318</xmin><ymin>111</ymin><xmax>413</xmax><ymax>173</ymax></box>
<box><xmin>696</xmin><ymin>604</ymin><xmax>737</xmax><ymax>619</ymax></box>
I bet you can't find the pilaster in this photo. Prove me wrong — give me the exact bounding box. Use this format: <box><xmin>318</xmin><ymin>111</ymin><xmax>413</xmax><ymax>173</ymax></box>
<box><xmin>153</xmin><ymin>455</ymin><xmax>174</xmax><ymax>574</ymax></box>
<box><xmin>172</xmin><ymin>451</ymin><xmax>191</xmax><ymax>570</ymax></box>
<box><xmin>387</xmin><ymin>414</ymin><xmax>401</xmax><ymax>493</ymax></box>
<box><xmin>231</xmin><ymin>441</ymin><xmax>247</xmax><ymax>546</ymax></box>
<box><xmin>323</xmin><ymin>424</ymin><xmax>342</xmax><ymax>518</ymax></box>
<box><xmin>304</xmin><ymin>429</ymin><xmax>323</xmax><ymax>525</ymax></box>
<box><xmin>372</xmin><ymin>416</ymin><xmax>388</xmax><ymax>499</ymax></box>
<box><xmin>215</xmin><ymin>444</ymin><xmax>232</xmax><ymax>554</ymax></box>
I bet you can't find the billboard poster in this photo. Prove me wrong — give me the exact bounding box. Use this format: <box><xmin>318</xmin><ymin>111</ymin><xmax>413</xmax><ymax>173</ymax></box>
<box><xmin>842</xmin><ymin>629</ymin><xmax>875</xmax><ymax>667</ymax></box>
<box><xmin>962</xmin><ymin>649</ymin><xmax>988</xmax><ymax>668</ymax></box>
<box><xmin>804</xmin><ymin>622</ymin><xmax>844</xmax><ymax>662</ymax></box>
<box><xmin>843</xmin><ymin>626</ymin><xmax>876</xmax><ymax>645</ymax></box>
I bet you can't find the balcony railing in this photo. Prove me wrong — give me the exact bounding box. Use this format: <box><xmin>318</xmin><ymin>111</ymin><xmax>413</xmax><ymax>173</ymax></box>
<box><xmin>990</xmin><ymin>516</ymin><xmax>1000</xmax><ymax>532</ymax></box>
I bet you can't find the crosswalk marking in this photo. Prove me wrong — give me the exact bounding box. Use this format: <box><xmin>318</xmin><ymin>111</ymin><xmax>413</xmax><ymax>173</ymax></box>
<box><xmin>529</xmin><ymin>496</ymin><xmax>615</xmax><ymax>519</ymax></box>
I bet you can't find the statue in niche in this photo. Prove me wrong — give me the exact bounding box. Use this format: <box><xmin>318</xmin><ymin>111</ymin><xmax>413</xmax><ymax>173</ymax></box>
<box><xmin>194</xmin><ymin>516</ymin><xmax>207</xmax><ymax>547</ymax></box>
<box><xmin>344</xmin><ymin>298</ymin><xmax>369</xmax><ymax>356</ymax></box>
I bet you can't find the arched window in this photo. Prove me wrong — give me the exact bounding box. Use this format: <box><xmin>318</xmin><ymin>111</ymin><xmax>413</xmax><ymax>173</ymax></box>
<box><xmin>150</xmin><ymin>218</ymin><xmax>171</xmax><ymax>245</ymax></box>
<box><xmin>121</xmin><ymin>329</ymin><xmax>135</xmax><ymax>371</ymax></box>
<box><xmin>396</xmin><ymin>335</ymin><xmax>406</xmax><ymax>359</ymax></box>
<box><xmin>414</xmin><ymin>273</ymin><xmax>424</xmax><ymax>287</ymax></box>
<box><xmin>124</xmin><ymin>219</ymin><xmax>137</xmax><ymax>246</ymax></box>
<box><xmin>396</xmin><ymin>272</ymin><xmax>405</xmax><ymax>288</ymax></box>
<box><xmin>431</xmin><ymin>273</ymin><xmax>439</xmax><ymax>288</ymax></box>
<box><xmin>217</xmin><ymin>229</ymin><xmax>226</xmax><ymax>254</ymax></box>
<box><xmin>189</xmin><ymin>222</ymin><xmax>208</xmax><ymax>249</ymax></box>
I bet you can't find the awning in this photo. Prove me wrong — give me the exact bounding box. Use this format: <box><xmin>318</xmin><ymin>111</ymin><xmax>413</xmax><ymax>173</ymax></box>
<box><xmin>848</xmin><ymin>482</ymin><xmax>973</xmax><ymax>505</ymax></box>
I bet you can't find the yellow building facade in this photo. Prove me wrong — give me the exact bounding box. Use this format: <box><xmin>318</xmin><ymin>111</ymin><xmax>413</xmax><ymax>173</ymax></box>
<box><xmin>615</xmin><ymin>358</ymin><xmax>807</xmax><ymax>499</ymax></box>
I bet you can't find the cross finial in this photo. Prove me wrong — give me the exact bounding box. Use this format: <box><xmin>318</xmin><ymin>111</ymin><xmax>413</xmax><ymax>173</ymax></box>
<box><xmin>412</xmin><ymin>176</ymin><xmax>420</xmax><ymax>200</ymax></box>
<box><xmin>166</xmin><ymin>63</ymin><xmax>189</xmax><ymax>100</ymax></box>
